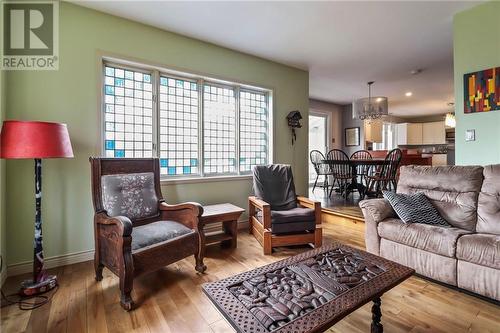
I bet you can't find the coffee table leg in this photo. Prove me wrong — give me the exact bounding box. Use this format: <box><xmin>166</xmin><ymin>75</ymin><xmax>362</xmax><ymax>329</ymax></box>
<box><xmin>371</xmin><ymin>297</ymin><xmax>383</xmax><ymax>333</ymax></box>
<box><xmin>222</xmin><ymin>220</ymin><xmax>237</xmax><ymax>248</ymax></box>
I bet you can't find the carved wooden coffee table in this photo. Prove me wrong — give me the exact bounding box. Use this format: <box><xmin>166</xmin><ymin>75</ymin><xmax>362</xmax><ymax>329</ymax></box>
<box><xmin>202</xmin><ymin>243</ymin><xmax>414</xmax><ymax>333</ymax></box>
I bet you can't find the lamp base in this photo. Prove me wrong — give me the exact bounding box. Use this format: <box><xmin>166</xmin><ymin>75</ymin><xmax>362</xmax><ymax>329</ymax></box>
<box><xmin>19</xmin><ymin>275</ymin><xmax>58</xmax><ymax>296</ymax></box>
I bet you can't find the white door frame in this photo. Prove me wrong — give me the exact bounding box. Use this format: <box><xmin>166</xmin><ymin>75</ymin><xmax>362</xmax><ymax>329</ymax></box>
<box><xmin>308</xmin><ymin>112</ymin><xmax>330</xmax><ymax>186</ymax></box>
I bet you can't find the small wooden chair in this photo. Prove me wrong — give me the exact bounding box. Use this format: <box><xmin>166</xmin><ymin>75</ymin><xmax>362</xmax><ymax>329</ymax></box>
<box><xmin>248</xmin><ymin>164</ymin><xmax>322</xmax><ymax>255</ymax></box>
<box><xmin>366</xmin><ymin>148</ymin><xmax>402</xmax><ymax>196</ymax></box>
<box><xmin>327</xmin><ymin>149</ymin><xmax>353</xmax><ymax>198</ymax></box>
<box><xmin>89</xmin><ymin>157</ymin><xmax>206</xmax><ymax>310</ymax></box>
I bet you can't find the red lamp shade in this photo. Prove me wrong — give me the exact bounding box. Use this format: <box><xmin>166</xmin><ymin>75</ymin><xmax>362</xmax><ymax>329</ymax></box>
<box><xmin>0</xmin><ymin>120</ymin><xmax>74</xmax><ymax>159</ymax></box>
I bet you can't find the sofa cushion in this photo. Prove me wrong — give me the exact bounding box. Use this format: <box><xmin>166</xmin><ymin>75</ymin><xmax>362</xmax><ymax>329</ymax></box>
<box><xmin>131</xmin><ymin>220</ymin><xmax>193</xmax><ymax>251</ymax></box>
<box><xmin>378</xmin><ymin>218</ymin><xmax>472</xmax><ymax>257</ymax></box>
<box><xmin>456</xmin><ymin>234</ymin><xmax>500</xmax><ymax>269</ymax></box>
<box><xmin>477</xmin><ymin>165</ymin><xmax>500</xmax><ymax>235</ymax></box>
<box><xmin>382</xmin><ymin>191</ymin><xmax>450</xmax><ymax>227</ymax></box>
<box><xmin>101</xmin><ymin>172</ymin><xmax>159</xmax><ymax>220</ymax></box>
<box><xmin>397</xmin><ymin>165</ymin><xmax>483</xmax><ymax>231</ymax></box>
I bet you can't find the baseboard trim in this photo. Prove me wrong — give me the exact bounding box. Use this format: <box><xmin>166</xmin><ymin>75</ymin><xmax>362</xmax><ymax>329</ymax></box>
<box><xmin>6</xmin><ymin>219</ymin><xmax>249</xmax><ymax>278</ymax></box>
<box><xmin>7</xmin><ymin>249</ymin><xmax>95</xmax><ymax>277</ymax></box>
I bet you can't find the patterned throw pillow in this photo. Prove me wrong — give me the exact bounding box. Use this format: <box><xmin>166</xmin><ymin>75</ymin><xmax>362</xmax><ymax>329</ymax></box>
<box><xmin>382</xmin><ymin>191</ymin><xmax>450</xmax><ymax>227</ymax></box>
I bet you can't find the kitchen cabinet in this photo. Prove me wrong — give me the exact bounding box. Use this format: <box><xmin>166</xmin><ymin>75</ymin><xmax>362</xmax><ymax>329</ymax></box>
<box><xmin>396</xmin><ymin>123</ymin><xmax>423</xmax><ymax>145</ymax></box>
<box><xmin>432</xmin><ymin>154</ymin><xmax>447</xmax><ymax>166</ymax></box>
<box><xmin>422</xmin><ymin>121</ymin><xmax>446</xmax><ymax>144</ymax></box>
<box><xmin>364</xmin><ymin>120</ymin><xmax>382</xmax><ymax>143</ymax></box>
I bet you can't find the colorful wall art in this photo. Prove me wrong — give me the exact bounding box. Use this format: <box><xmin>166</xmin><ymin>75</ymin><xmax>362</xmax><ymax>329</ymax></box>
<box><xmin>464</xmin><ymin>67</ymin><xmax>500</xmax><ymax>113</ymax></box>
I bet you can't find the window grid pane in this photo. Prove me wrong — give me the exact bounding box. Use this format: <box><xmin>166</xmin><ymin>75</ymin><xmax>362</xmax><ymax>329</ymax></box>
<box><xmin>203</xmin><ymin>84</ymin><xmax>236</xmax><ymax>174</ymax></box>
<box><xmin>239</xmin><ymin>91</ymin><xmax>269</xmax><ymax>172</ymax></box>
<box><xmin>159</xmin><ymin>76</ymin><xmax>199</xmax><ymax>176</ymax></box>
<box><xmin>104</xmin><ymin>65</ymin><xmax>153</xmax><ymax>158</ymax></box>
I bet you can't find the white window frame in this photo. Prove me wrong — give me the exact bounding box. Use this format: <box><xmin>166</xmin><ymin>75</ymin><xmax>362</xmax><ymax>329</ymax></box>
<box><xmin>100</xmin><ymin>57</ymin><xmax>273</xmax><ymax>182</ymax></box>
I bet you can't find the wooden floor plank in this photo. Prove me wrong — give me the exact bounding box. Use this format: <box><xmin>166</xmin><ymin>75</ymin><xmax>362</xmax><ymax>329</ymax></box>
<box><xmin>1</xmin><ymin>212</ymin><xmax>499</xmax><ymax>332</ymax></box>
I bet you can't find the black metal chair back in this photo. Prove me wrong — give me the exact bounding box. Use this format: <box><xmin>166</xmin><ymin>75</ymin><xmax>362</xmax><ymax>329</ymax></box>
<box><xmin>309</xmin><ymin>150</ymin><xmax>329</xmax><ymax>175</ymax></box>
<box><xmin>326</xmin><ymin>149</ymin><xmax>351</xmax><ymax>178</ymax></box>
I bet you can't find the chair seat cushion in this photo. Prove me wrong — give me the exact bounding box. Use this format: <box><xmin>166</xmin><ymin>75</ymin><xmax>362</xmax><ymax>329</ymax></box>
<box><xmin>457</xmin><ymin>234</ymin><xmax>500</xmax><ymax>269</ymax></box>
<box><xmin>257</xmin><ymin>207</ymin><xmax>316</xmax><ymax>234</ymax></box>
<box><xmin>270</xmin><ymin>207</ymin><xmax>316</xmax><ymax>224</ymax></box>
<box><xmin>378</xmin><ymin>218</ymin><xmax>471</xmax><ymax>257</ymax></box>
<box><xmin>131</xmin><ymin>220</ymin><xmax>193</xmax><ymax>251</ymax></box>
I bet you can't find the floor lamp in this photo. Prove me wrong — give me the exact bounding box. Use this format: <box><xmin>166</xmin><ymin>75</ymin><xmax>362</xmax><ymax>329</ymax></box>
<box><xmin>0</xmin><ymin>120</ymin><xmax>73</xmax><ymax>296</ymax></box>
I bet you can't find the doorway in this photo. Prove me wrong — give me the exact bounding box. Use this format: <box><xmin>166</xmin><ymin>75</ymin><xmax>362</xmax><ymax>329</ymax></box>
<box><xmin>308</xmin><ymin>114</ymin><xmax>328</xmax><ymax>184</ymax></box>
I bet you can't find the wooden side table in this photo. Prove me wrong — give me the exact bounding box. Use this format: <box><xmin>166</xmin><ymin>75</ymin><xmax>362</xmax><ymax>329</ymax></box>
<box><xmin>200</xmin><ymin>203</ymin><xmax>245</xmax><ymax>249</ymax></box>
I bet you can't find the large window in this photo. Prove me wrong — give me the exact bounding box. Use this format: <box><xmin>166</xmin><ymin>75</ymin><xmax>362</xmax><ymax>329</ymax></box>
<box><xmin>102</xmin><ymin>61</ymin><xmax>271</xmax><ymax>178</ymax></box>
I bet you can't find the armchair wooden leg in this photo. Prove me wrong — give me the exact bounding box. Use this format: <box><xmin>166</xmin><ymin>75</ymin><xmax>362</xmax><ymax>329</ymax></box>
<box><xmin>195</xmin><ymin>253</ymin><xmax>207</xmax><ymax>273</ymax></box>
<box><xmin>314</xmin><ymin>227</ymin><xmax>322</xmax><ymax>248</ymax></box>
<box><xmin>263</xmin><ymin>230</ymin><xmax>272</xmax><ymax>255</ymax></box>
<box><xmin>119</xmin><ymin>273</ymin><xmax>134</xmax><ymax>311</ymax></box>
<box><xmin>95</xmin><ymin>262</ymin><xmax>104</xmax><ymax>282</ymax></box>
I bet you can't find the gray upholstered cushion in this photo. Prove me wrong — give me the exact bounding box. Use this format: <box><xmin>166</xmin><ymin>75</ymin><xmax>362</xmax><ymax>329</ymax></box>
<box><xmin>101</xmin><ymin>172</ymin><xmax>158</xmax><ymax>220</ymax></box>
<box><xmin>270</xmin><ymin>207</ymin><xmax>315</xmax><ymax>224</ymax></box>
<box><xmin>131</xmin><ymin>220</ymin><xmax>193</xmax><ymax>251</ymax></box>
<box><xmin>397</xmin><ymin>165</ymin><xmax>483</xmax><ymax>231</ymax></box>
<box><xmin>252</xmin><ymin>164</ymin><xmax>297</xmax><ymax>211</ymax></box>
<box><xmin>383</xmin><ymin>191</ymin><xmax>450</xmax><ymax>227</ymax></box>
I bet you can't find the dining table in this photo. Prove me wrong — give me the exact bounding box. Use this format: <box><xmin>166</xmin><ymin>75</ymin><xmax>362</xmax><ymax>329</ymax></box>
<box><xmin>321</xmin><ymin>158</ymin><xmax>390</xmax><ymax>198</ymax></box>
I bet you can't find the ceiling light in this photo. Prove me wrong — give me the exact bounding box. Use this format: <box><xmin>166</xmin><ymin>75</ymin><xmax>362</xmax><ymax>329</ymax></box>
<box><xmin>445</xmin><ymin>113</ymin><xmax>456</xmax><ymax>128</ymax></box>
<box><xmin>410</xmin><ymin>69</ymin><xmax>423</xmax><ymax>75</ymax></box>
<box><xmin>352</xmin><ymin>81</ymin><xmax>388</xmax><ymax>120</ymax></box>
<box><xmin>405</xmin><ymin>92</ymin><xmax>413</xmax><ymax>97</ymax></box>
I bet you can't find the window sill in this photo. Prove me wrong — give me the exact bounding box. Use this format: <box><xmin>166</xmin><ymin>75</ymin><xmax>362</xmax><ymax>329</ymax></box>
<box><xmin>160</xmin><ymin>174</ymin><xmax>252</xmax><ymax>185</ymax></box>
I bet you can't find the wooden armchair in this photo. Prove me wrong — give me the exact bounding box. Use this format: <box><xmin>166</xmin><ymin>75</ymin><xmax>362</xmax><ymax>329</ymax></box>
<box><xmin>249</xmin><ymin>164</ymin><xmax>322</xmax><ymax>255</ymax></box>
<box><xmin>89</xmin><ymin>157</ymin><xmax>205</xmax><ymax>310</ymax></box>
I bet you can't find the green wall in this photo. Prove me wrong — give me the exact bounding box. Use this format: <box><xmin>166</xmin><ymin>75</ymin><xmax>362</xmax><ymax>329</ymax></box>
<box><xmin>454</xmin><ymin>1</ymin><xmax>500</xmax><ymax>165</ymax></box>
<box><xmin>4</xmin><ymin>3</ymin><xmax>309</xmax><ymax>266</ymax></box>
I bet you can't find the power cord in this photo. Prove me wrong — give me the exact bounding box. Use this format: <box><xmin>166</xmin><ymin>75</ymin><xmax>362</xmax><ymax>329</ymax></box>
<box><xmin>0</xmin><ymin>255</ymin><xmax>58</xmax><ymax>310</ymax></box>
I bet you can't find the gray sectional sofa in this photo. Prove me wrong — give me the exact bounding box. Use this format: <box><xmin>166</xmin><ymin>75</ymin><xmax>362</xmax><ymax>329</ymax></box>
<box><xmin>360</xmin><ymin>165</ymin><xmax>500</xmax><ymax>301</ymax></box>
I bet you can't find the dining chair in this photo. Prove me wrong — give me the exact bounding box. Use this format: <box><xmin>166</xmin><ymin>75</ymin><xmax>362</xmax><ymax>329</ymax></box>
<box><xmin>350</xmin><ymin>150</ymin><xmax>373</xmax><ymax>187</ymax></box>
<box><xmin>309</xmin><ymin>150</ymin><xmax>332</xmax><ymax>192</ymax></box>
<box><xmin>366</xmin><ymin>148</ymin><xmax>402</xmax><ymax>196</ymax></box>
<box><xmin>327</xmin><ymin>149</ymin><xmax>352</xmax><ymax>198</ymax></box>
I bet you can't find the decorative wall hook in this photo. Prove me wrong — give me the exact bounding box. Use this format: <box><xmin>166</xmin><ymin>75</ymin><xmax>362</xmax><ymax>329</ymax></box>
<box><xmin>286</xmin><ymin>110</ymin><xmax>302</xmax><ymax>145</ymax></box>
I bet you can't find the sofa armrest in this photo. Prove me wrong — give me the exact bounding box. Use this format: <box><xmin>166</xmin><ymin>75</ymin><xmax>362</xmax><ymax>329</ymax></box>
<box><xmin>359</xmin><ymin>199</ymin><xmax>396</xmax><ymax>255</ymax></box>
<box><xmin>359</xmin><ymin>199</ymin><xmax>395</xmax><ymax>223</ymax></box>
<box><xmin>95</xmin><ymin>212</ymin><xmax>133</xmax><ymax>237</ymax></box>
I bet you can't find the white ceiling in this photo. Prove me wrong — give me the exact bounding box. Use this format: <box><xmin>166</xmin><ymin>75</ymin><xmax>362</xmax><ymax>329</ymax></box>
<box><xmin>76</xmin><ymin>1</ymin><xmax>480</xmax><ymax>117</ymax></box>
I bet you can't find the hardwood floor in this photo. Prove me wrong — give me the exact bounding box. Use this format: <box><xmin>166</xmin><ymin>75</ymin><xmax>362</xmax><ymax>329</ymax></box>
<box><xmin>309</xmin><ymin>186</ymin><xmax>364</xmax><ymax>219</ymax></box>
<box><xmin>2</xmin><ymin>218</ymin><xmax>499</xmax><ymax>333</ymax></box>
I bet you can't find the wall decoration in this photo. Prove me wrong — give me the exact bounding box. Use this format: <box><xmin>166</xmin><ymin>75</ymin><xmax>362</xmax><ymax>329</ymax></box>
<box><xmin>464</xmin><ymin>67</ymin><xmax>500</xmax><ymax>113</ymax></box>
<box><xmin>345</xmin><ymin>127</ymin><xmax>360</xmax><ymax>146</ymax></box>
<box><xmin>286</xmin><ymin>110</ymin><xmax>302</xmax><ymax>145</ymax></box>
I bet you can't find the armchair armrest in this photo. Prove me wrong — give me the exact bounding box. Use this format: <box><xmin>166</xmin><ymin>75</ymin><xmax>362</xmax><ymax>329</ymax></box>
<box><xmin>95</xmin><ymin>212</ymin><xmax>133</xmax><ymax>237</ymax></box>
<box><xmin>297</xmin><ymin>196</ymin><xmax>322</xmax><ymax>225</ymax></box>
<box><xmin>248</xmin><ymin>196</ymin><xmax>270</xmax><ymax>211</ymax></box>
<box><xmin>248</xmin><ymin>196</ymin><xmax>271</xmax><ymax>229</ymax></box>
<box><xmin>159</xmin><ymin>201</ymin><xmax>203</xmax><ymax>230</ymax></box>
